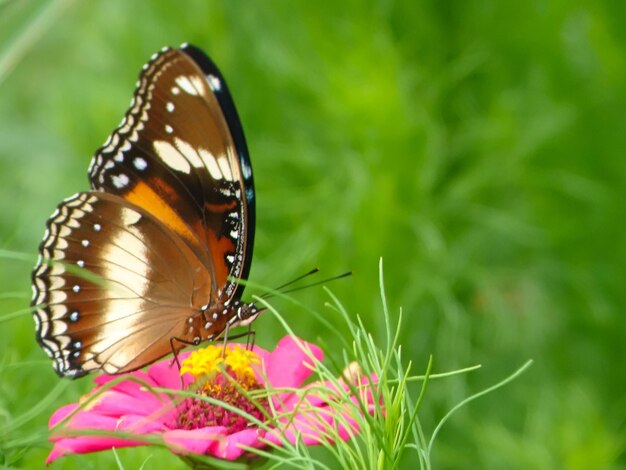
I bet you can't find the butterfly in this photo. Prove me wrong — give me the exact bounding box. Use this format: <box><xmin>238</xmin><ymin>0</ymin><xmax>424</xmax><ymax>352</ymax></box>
<box><xmin>31</xmin><ymin>44</ymin><xmax>261</xmax><ymax>379</ymax></box>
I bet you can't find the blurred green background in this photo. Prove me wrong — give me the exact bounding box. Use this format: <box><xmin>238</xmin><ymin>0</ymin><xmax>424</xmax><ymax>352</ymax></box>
<box><xmin>1</xmin><ymin>0</ymin><xmax>624</xmax><ymax>468</ymax></box>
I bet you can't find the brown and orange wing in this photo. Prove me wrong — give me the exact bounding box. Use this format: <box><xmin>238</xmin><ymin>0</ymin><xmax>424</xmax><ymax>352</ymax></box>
<box><xmin>31</xmin><ymin>45</ymin><xmax>256</xmax><ymax>378</ymax></box>
<box><xmin>88</xmin><ymin>45</ymin><xmax>255</xmax><ymax>303</ymax></box>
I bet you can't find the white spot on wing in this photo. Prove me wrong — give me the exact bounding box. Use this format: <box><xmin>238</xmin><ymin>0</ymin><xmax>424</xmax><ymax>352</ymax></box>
<box><xmin>198</xmin><ymin>149</ymin><xmax>222</xmax><ymax>180</ymax></box>
<box><xmin>175</xmin><ymin>76</ymin><xmax>199</xmax><ymax>96</ymax></box>
<box><xmin>165</xmin><ymin>124</ymin><xmax>173</xmax><ymax>134</ymax></box>
<box><xmin>191</xmin><ymin>76</ymin><xmax>206</xmax><ymax>94</ymax></box>
<box><xmin>166</xmin><ymin>102</ymin><xmax>175</xmax><ymax>112</ymax></box>
<box><xmin>217</xmin><ymin>157</ymin><xmax>233</xmax><ymax>181</ymax></box>
<box><xmin>111</xmin><ymin>173</ymin><xmax>130</xmax><ymax>188</ymax></box>
<box><xmin>175</xmin><ymin>138</ymin><xmax>204</xmax><ymax>169</ymax></box>
<box><xmin>120</xmin><ymin>207</ymin><xmax>142</xmax><ymax>226</ymax></box>
<box><xmin>241</xmin><ymin>159</ymin><xmax>252</xmax><ymax>179</ymax></box>
<box><xmin>153</xmin><ymin>140</ymin><xmax>191</xmax><ymax>174</ymax></box>
<box><xmin>207</xmin><ymin>74</ymin><xmax>221</xmax><ymax>91</ymax></box>
<box><xmin>134</xmin><ymin>157</ymin><xmax>147</xmax><ymax>171</ymax></box>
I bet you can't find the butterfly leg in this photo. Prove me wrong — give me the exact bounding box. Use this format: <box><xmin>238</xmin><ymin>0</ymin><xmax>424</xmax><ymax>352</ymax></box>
<box><xmin>219</xmin><ymin>326</ymin><xmax>256</xmax><ymax>352</ymax></box>
<box><xmin>245</xmin><ymin>325</ymin><xmax>256</xmax><ymax>350</ymax></box>
<box><xmin>220</xmin><ymin>323</ymin><xmax>230</xmax><ymax>357</ymax></box>
<box><xmin>218</xmin><ymin>324</ymin><xmax>254</xmax><ymax>355</ymax></box>
<box><xmin>169</xmin><ymin>335</ymin><xmax>201</xmax><ymax>371</ymax></box>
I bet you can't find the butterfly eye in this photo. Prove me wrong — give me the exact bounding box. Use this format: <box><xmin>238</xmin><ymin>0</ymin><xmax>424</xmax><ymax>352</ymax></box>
<box><xmin>31</xmin><ymin>44</ymin><xmax>258</xmax><ymax>378</ymax></box>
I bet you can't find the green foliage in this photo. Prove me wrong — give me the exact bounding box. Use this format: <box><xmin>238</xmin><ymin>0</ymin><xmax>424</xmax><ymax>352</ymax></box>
<box><xmin>1</xmin><ymin>0</ymin><xmax>624</xmax><ymax>468</ymax></box>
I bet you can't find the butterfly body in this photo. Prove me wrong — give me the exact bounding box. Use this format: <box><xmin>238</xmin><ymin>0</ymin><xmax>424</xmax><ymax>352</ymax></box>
<box><xmin>31</xmin><ymin>44</ymin><xmax>258</xmax><ymax>378</ymax></box>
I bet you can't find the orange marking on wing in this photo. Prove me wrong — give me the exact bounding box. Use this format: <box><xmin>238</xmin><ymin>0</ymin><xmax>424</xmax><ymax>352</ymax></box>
<box><xmin>206</xmin><ymin>231</ymin><xmax>235</xmax><ymax>288</ymax></box>
<box><xmin>125</xmin><ymin>180</ymin><xmax>195</xmax><ymax>242</ymax></box>
<box><xmin>205</xmin><ymin>200</ymin><xmax>237</xmax><ymax>213</ymax></box>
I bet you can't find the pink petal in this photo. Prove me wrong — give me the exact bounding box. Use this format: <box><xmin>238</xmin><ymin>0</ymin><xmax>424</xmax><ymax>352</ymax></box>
<box><xmin>264</xmin><ymin>336</ymin><xmax>324</xmax><ymax>390</ymax></box>
<box><xmin>163</xmin><ymin>427</ymin><xmax>266</xmax><ymax>461</ymax></box>
<box><xmin>213</xmin><ymin>428</ymin><xmax>266</xmax><ymax>460</ymax></box>
<box><xmin>94</xmin><ymin>370</ymin><xmax>152</xmax><ymax>388</ymax></box>
<box><xmin>266</xmin><ymin>403</ymin><xmax>362</xmax><ymax>446</ymax></box>
<box><xmin>85</xmin><ymin>389</ymin><xmax>164</xmax><ymax>418</ymax></box>
<box><xmin>51</xmin><ymin>409</ymin><xmax>170</xmax><ymax>439</ymax></box>
<box><xmin>281</xmin><ymin>374</ymin><xmax>379</xmax><ymax>411</ymax></box>
<box><xmin>148</xmin><ymin>354</ymin><xmax>193</xmax><ymax>389</ymax></box>
<box><xmin>47</xmin><ymin>434</ymin><xmax>144</xmax><ymax>464</ymax></box>
<box><xmin>48</xmin><ymin>412</ymin><xmax>169</xmax><ymax>463</ymax></box>
<box><xmin>115</xmin><ymin>413</ymin><xmax>170</xmax><ymax>434</ymax></box>
<box><xmin>249</xmin><ymin>344</ymin><xmax>271</xmax><ymax>371</ymax></box>
<box><xmin>49</xmin><ymin>404</ymin><xmax>79</xmax><ymax>427</ymax></box>
<box><xmin>163</xmin><ymin>426</ymin><xmax>227</xmax><ymax>455</ymax></box>
<box><xmin>50</xmin><ymin>411</ymin><xmax>124</xmax><ymax>437</ymax></box>
<box><xmin>278</xmin><ymin>379</ymin><xmax>348</xmax><ymax>411</ymax></box>
<box><xmin>91</xmin><ymin>372</ymin><xmax>170</xmax><ymax>410</ymax></box>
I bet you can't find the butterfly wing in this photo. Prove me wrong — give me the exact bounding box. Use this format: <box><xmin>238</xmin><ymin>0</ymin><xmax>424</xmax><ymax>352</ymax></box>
<box><xmin>31</xmin><ymin>45</ymin><xmax>256</xmax><ymax>377</ymax></box>
<box><xmin>31</xmin><ymin>192</ymin><xmax>212</xmax><ymax>377</ymax></box>
<box><xmin>88</xmin><ymin>45</ymin><xmax>254</xmax><ymax>303</ymax></box>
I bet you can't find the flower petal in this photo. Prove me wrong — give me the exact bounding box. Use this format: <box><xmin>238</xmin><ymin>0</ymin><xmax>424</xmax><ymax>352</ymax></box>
<box><xmin>266</xmin><ymin>403</ymin><xmax>362</xmax><ymax>446</ymax></box>
<box><xmin>148</xmin><ymin>352</ymin><xmax>194</xmax><ymax>389</ymax></box>
<box><xmin>264</xmin><ymin>336</ymin><xmax>323</xmax><ymax>390</ymax></box>
<box><xmin>116</xmin><ymin>413</ymin><xmax>170</xmax><ymax>434</ymax></box>
<box><xmin>86</xmin><ymin>389</ymin><xmax>164</xmax><ymax>418</ymax></box>
<box><xmin>47</xmin><ymin>410</ymin><xmax>171</xmax><ymax>463</ymax></box>
<box><xmin>49</xmin><ymin>403</ymin><xmax>79</xmax><ymax>428</ymax></box>
<box><xmin>47</xmin><ymin>435</ymin><xmax>144</xmax><ymax>464</ymax></box>
<box><xmin>94</xmin><ymin>369</ymin><xmax>152</xmax><ymax>388</ymax></box>
<box><xmin>162</xmin><ymin>426</ymin><xmax>226</xmax><ymax>455</ymax></box>
<box><xmin>50</xmin><ymin>410</ymin><xmax>120</xmax><ymax>437</ymax></box>
<box><xmin>213</xmin><ymin>428</ymin><xmax>266</xmax><ymax>460</ymax></box>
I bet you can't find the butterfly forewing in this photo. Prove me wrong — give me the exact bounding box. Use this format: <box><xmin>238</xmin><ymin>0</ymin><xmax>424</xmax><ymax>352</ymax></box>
<box><xmin>88</xmin><ymin>45</ymin><xmax>254</xmax><ymax>301</ymax></box>
<box><xmin>31</xmin><ymin>44</ymin><xmax>257</xmax><ymax>378</ymax></box>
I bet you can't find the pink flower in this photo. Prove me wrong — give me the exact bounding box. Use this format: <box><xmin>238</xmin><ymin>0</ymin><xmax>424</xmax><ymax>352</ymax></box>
<box><xmin>46</xmin><ymin>336</ymin><xmax>378</xmax><ymax>464</ymax></box>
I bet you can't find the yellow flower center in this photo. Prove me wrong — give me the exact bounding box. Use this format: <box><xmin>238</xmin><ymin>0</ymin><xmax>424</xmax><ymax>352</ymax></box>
<box><xmin>176</xmin><ymin>344</ymin><xmax>268</xmax><ymax>433</ymax></box>
<box><xmin>180</xmin><ymin>344</ymin><xmax>260</xmax><ymax>386</ymax></box>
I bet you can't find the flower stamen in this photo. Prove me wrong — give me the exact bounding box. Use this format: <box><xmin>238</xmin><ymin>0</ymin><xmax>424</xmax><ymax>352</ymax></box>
<box><xmin>175</xmin><ymin>345</ymin><xmax>268</xmax><ymax>433</ymax></box>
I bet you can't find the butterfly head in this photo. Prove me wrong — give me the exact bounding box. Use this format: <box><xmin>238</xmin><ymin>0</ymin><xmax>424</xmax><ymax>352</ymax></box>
<box><xmin>232</xmin><ymin>300</ymin><xmax>264</xmax><ymax>327</ymax></box>
<box><xmin>199</xmin><ymin>299</ymin><xmax>265</xmax><ymax>340</ymax></box>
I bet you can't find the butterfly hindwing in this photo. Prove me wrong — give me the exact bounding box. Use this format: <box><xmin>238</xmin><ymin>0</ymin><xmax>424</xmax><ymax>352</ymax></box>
<box><xmin>31</xmin><ymin>191</ymin><xmax>215</xmax><ymax>377</ymax></box>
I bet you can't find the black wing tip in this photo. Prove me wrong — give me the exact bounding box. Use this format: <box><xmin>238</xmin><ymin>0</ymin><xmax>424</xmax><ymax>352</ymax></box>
<box><xmin>177</xmin><ymin>44</ymin><xmax>243</xmax><ymax>120</ymax></box>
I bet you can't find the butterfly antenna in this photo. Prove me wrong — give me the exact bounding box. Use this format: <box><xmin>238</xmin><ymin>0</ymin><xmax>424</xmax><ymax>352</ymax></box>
<box><xmin>280</xmin><ymin>271</ymin><xmax>351</xmax><ymax>295</ymax></box>
<box><xmin>260</xmin><ymin>267</ymin><xmax>320</xmax><ymax>299</ymax></box>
